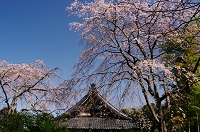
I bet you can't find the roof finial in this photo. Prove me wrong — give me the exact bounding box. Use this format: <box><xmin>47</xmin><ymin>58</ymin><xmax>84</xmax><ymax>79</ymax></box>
<box><xmin>91</xmin><ymin>83</ymin><xmax>96</xmax><ymax>87</ymax></box>
<box><xmin>89</xmin><ymin>83</ymin><xmax>98</xmax><ymax>94</ymax></box>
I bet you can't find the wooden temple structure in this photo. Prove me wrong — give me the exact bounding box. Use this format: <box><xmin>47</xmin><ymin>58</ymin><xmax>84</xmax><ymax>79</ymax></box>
<box><xmin>60</xmin><ymin>84</ymin><xmax>139</xmax><ymax>132</ymax></box>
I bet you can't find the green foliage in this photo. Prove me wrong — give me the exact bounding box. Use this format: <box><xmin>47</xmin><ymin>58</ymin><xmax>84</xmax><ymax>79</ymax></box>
<box><xmin>187</xmin><ymin>83</ymin><xmax>200</xmax><ymax>130</ymax></box>
<box><xmin>162</xmin><ymin>35</ymin><xmax>199</xmax><ymax>70</ymax></box>
<box><xmin>0</xmin><ymin>111</ymin><xmax>69</xmax><ymax>132</ymax></box>
<box><xmin>0</xmin><ymin>112</ymin><xmax>26</xmax><ymax>132</ymax></box>
<box><xmin>122</xmin><ymin>105</ymin><xmax>158</xmax><ymax>131</ymax></box>
<box><xmin>161</xmin><ymin>21</ymin><xmax>200</xmax><ymax>131</ymax></box>
<box><xmin>121</xmin><ymin>108</ymin><xmax>140</xmax><ymax>123</ymax></box>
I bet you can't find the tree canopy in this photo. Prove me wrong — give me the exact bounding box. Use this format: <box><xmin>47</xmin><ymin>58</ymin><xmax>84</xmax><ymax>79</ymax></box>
<box><xmin>0</xmin><ymin>60</ymin><xmax>69</xmax><ymax>114</ymax></box>
<box><xmin>66</xmin><ymin>0</ymin><xmax>200</xmax><ymax>131</ymax></box>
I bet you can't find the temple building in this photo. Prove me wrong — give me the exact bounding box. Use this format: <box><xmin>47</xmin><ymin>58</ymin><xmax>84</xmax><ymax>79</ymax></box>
<box><xmin>60</xmin><ymin>84</ymin><xmax>140</xmax><ymax>132</ymax></box>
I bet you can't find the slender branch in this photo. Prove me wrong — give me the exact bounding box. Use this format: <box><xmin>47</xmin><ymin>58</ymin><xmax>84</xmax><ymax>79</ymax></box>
<box><xmin>193</xmin><ymin>57</ymin><xmax>200</xmax><ymax>74</ymax></box>
<box><xmin>0</xmin><ymin>80</ymin><xmax>10</xmax><ymax>110</ymax></box>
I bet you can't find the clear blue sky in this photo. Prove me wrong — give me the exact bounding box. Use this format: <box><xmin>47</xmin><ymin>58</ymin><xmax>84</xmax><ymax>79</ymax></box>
<box><xmin>0</xmin><ymin>0</ymin><xmax>85</xmax><ymax>79</ymax></box>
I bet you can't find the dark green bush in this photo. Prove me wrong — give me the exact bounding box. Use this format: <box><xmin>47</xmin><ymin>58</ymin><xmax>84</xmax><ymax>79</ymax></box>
<box><xmin>0</xmin><ymin>111</ymin><xmax>69</xmax><ymax>132</ymax></box>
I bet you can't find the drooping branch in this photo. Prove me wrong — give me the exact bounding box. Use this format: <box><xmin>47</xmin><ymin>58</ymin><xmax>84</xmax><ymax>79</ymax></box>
<box><xmin>0</xmin><ymin>60</ymin><xmax>64</xmax><ymax>114</ymax></box>
<box><xmin>67</xmin><ymin>0</ymin><xmax>199</xmax><ymax>131</ymax></box>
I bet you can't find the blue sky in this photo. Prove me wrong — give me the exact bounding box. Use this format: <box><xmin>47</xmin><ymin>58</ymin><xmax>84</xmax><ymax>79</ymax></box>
<box><xmin>0</xmin><ymin>0</ymin><xmax>85</xmax><ymax>79</ymax></box>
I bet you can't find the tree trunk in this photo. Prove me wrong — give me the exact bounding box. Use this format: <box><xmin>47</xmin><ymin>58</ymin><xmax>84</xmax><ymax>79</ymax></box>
<box><xmin>8</xmin><ymin>91</ymin><xmax>19</xmax><ymax>114</ymax></box>
<box><xmin>158</xmin><ymin>120</ymin><xmax>167</xmax><ymax>132</ymax></box>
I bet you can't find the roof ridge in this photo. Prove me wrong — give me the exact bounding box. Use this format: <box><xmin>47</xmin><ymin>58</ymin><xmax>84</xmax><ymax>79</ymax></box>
<box><xmin>65</xmin><ymin>84</ymin><xmax>132</xmax><ymax>120</ymax></box>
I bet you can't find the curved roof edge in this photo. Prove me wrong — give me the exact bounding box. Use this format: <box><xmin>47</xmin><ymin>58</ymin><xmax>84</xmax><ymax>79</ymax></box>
<box><xmin>65</xmin><ymin>84</ymin><xmax>132</xmax><ymax>120</ymax></box>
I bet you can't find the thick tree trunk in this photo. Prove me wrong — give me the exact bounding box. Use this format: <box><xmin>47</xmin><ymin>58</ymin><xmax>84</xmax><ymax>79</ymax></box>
<box><xmin>158</xmin><ymin>101</ymin><xmax>167</xmax><ymax>132</ymax></box>
<box><xmin>157</xmin><ymin>103</ymin><xmax>167</xmax><ymax>132</ymax></box>
<box><xmin>8</xmin><ymin>91</ymin><xmax>19</xmax><ymax>114</ymax></box>
<box><xmin>158</xmin><ymin>121</ymin><xmax>167</xmax><ymax>132</ymax></box>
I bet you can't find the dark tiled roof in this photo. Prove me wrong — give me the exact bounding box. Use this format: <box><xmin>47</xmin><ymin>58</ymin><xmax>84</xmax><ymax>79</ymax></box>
<box><xmin>66</xmin><ymin>85</ymin><xmax>131</xmax><ymax>120</ymax></box>
<box><xmin>60</xmin><ymin>84</ymin><xmax>139</xmax><ymax>130</ymax></box>
<box><xmin>61</xmin><ymin>117</ymin><xmax>137</xmax><ymax>130</ymax></box>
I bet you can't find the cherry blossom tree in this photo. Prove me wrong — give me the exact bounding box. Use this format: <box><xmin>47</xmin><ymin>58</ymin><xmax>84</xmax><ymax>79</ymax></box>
<box><xmin>67</xmin><ymin>0</ymin><xmax>199</xmax><ymax>131</ymax></box>
<box><xmin>0</xmin><ymin>60</ymin><xmax>68</xmax><ymax>114</ymax></box>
